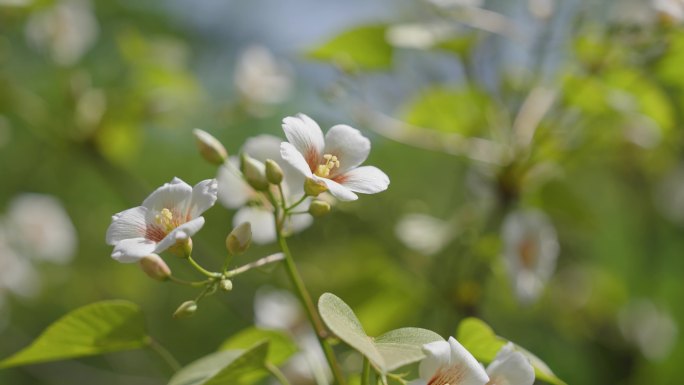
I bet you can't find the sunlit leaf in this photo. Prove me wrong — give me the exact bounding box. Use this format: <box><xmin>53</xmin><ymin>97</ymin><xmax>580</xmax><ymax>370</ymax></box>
<box><xmin>456</xmin><ymin>317</ymin><xmax>566</xmax><ymax>385</ymax></box>
<box><xmin>374</xmin><ymin>327</ymin><xmax>444</xmax><ymax>371</ymax></box>
<box><xmin>219</xmin><ymin>327</ymin><xmax>297</xmax><ymax>366</ymax></box>
<box><xmin>0</xmin><ymin>300</ymin><xmax>148</xmax><ymax>369</ymax></box>
<box><xmin>168</xmin><ymin>341</ymin><xmax>269</xmax><ymax>385</ymax></box>
<box><xmin>307</xmin><ymin>25</ymin><xmax>393</xmax><ymax>70</ymax></box>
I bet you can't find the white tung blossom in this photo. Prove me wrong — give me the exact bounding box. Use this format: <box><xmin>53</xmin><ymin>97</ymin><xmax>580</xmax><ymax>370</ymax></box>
<box><xmin>106</xmin><ymin>177</ymin><xmax>218</xmax><ymax>262</ymax></box>
<box><xmin>501</xmin><ymin>209</ymin><xmax>559</xmax><ymax>304</ymax></box>
<box><xmin>416</xmin><ymin>337</ymin><xmax>489</xmax><ymax>385</ymax></box>
<box><xmin>0</xmin><ymin>225</ymin><xmax>40</xmax><ymax>300</ymax></box>
<box><xmin>653</xmin><ymin>0</ymin><xmax>684</xmax><ymax>22</ymax></box>
<box><xmin>485</xmin><ymin>343</ymin><xmax>535</xmax><ymax>385</ymax></box>
<box><xmin>395</xmin><ymin>213</ymin><xmax>454</xmax><ymax>256</ymax></box>
<box><xmin>217</xmin><ymin>135</ymin><xmax>313</xmax><ymax>244</ymax></box>
<box><xmin>234</xmin><ymin>45</ymin><xmax>293</xmax><ymax>106</ymax></box>
<box><xmin>280</xmin><ymin>113</ymin><xmax>390</xmax><ymax>201</ymax></box>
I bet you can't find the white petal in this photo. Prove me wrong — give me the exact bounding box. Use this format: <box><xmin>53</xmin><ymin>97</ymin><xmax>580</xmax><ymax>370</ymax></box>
<box><xmin>105</xmin><ymin>206</ymin><xmax>148</xmax><ymax>245</ymax></box>
<box><xmin>486</xmin><ymin>343</ymin><xmax>535</xmax><ymax>385</ymax></box>
<box><xmin>142</xmin><ymin>177</ymin><xmax>193</xmax><ymax>213</ymax></box>
<box><xmin>282</xmin><ymin>113</ymin><xmax>324</xmax><ymax>167</ymax></box>
<box><xmin>323</xmin><ymin>124</ymin><xmax>370</xmax><ymax>175</ymax></box>
<box><xmin>217</xmin><ymin>159</ymin><xmax>253</xmax><ymax>209</ymax></box>
<box><xmin>419</xmin><ymin>340</ymin><xmax>453</xmax><ymax>380</ymax></box>
<box><xmin>281</xmin><ymin>142</ymin><xmax>314</xmax><ymax>177</ymax></box>
<box><xmin>317</xmin><ymin>176</ymin><xmax>358</xmax><ymax>201</ymax></box>
<box><xmin>337</xmin><ymin>166</ymin><xmax>389</xmax><ymax>194</ymax></box>
<box><xmin>446</xmin><ymin>336</ymin><xmax>489</xmax><ymax>385</ymax></box>
<box><xmin>242</xmin><ymin>134</ymin><xmax>284</xmax><ymax>162</ymax></box>
<box><xmin>234</xmin><ymin>207</ymin><xmax>276</xmax><ymax>244</ymax></box>
<box><xmin>187</xmin><ymin>179</ymin><xmax>218</xmax><ymax>218</ymax></box>
<box><xmin>286</xmin><ymin>212</ymin><xmax>313</xmax><ymax>235</ymax></box>
<box><xmin>154</xmin><ymin>217</ymin><xmax>205</xmax><ymax>253</ymax></box>
<box><xmin>111</xmin><ymin>238</ymin><xmax>157</xmax><ymax>263</ymax></box>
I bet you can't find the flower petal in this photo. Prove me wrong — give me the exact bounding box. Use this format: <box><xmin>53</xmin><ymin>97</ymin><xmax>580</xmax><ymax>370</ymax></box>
<box><xmin>316</xmin><ymin>176</ymin><xmax>358</xmax><ymax>201</ymax></box>
<box><xmin>111</xmin><ymin>238</ymin><xmax>157</xmax><ymax>263</ymax></box>
<box><xmin>154</xmin><ymin>217</ymin><xmax>205</xmax><ymax>253</ymax></box>
<box><xmin>187</xmin><ymin>179</ymin><xmax>218</xmax><ymax>218</ymax></box>
<box><xmin>336</xmin><ymin>166</ymin><xmax>389</xmax><ymax>194</ymax></box>
<box><xmin>234</xmin><ymin>207</ymin><xmax>276</xmax><ymax>244</ymax></box>
<box><xmin>142</xmin><ymin>177</ymin><xmax>193</xmax><ymax>212</ymax></box>
<box><xmin>446</xmin><ymin>336</ymin><xmax>489</xmax><ymax>385</ymax></box>
<box><xmin>281</xmin><ymin>142</ymin><xmax>314</xmax><ymax>177</ymax></box>
<box><xmin>242</xmin><ymin>134</ymin><xmax>284</xmax><ymax>162</ymax></box>
<box><xmin>419</xmin><ymin>340</ymin><xmax>453</xmax><ymax>380</ymax></box>
<box><xmin>105</xmin><ymin>206</ymin><xmax>148</xmax><ymax>245</ymax></box>
<box><xmin>282</xmin><ymin>113</ymin><xmax>324</xmax><ymax>167</ymax></box>
<box><xmin>323</xmin><ymin>124</ymin><xmax>370</xmax><ymax>175</ymax></box>
<box><xmin>486</xmin><ymin>343</ymin><xmax>535</xmax><ymax>385</ymax></box>
<box><xmin>217</xmin><ymin>158</ymin><xmax>253</xmax><ymax>209</ymax></box>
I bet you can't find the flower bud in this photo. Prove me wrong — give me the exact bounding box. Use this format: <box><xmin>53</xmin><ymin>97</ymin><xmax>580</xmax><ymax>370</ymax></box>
<box><xmin>241</xmin><ymin>153</ymin><xmax>269</xmax><ymax>191</ymax></box>
<box><xmin>265</xmin><ymin>159</ymin><xmax>284</xmax><ymax>185</ymax></box>
<box><xmin>220</xmin><ymin>279</ymin><xmax>233</xmax><ymax>291</ymax></box>
<box><xmin>139</xmin><ymin>254</ymin><xmax>171</xmax><ymax>281</ymax></box>
<box><xmin>304</xmin><ymin>177</ymin><xmax>328</xmax><ymax>196</ymax></box>
<box><xmin>308</xmin><ymin>200</ymin><xmax>331</xmax><ymax>217</ymax></box>
<box><xmin>173</xmin><ymin>300</ymin><xmax>197</xmax><ymax>319</ymax></box>
<box><xmin>169</xmin><ymin>237</ymin><xmax>193</xmax><ymax>259</ymax></box>
<box><xmin>193</xmin><ymin>129</ymin><xmax>227</xmax><ymax>165</ymax></box>
<box><xmin>226</xmin><ymin>222</ymin><xmax>252</xmax><ymax>255</ymax></box>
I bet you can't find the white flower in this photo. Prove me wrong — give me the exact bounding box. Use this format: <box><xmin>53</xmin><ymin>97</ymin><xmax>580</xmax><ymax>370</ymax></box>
<box><xmin>25</xmin><ymin>0</ymin><xmax>99</xmax><ymax>66</ymax></box>
<box><xmin>485</xmin><ymin>343</ymin><xmax>535</xmax><ymax>385</ymax></box>
<box><xmin>5</xmin><ymin>193</ymin><xmax>77</xmax><ymax>264</ymax></box>
<box><xmin>280</xmin><ymin>113</ymin><xmax>390</xmax><ymax>201</ymax></box>
<box><xmin>217</xmin><ymin>135</ymin><xmax>312</xmax><ymax>244</ymax></box>
<box><xmin>618</xmin><ymin>299</ymin><xmax>678</xmax><ymax>361</ymax></box>
<box><xmin>501</xmin><ymin>209</ymin><xmax>559</xmax><ymax>304</ymax></box>
<box><xmin>0</xmin><ymin>224</ymin><xmax>40</xmax><ymax>300</ymax></box>
<box><xmin>653</xmin><ymin>0</ymin><xmax>684</xmax><ymax>22</ymax></box>
<box><xmin>105</xmin><ymin>177</ymin><xmax>218</xmax><ymax>262</ymax></box>
<box><xmin>395</xmin><ymin>213</ymin><xmax>454</xmax><ymax>255</ymax></box>
<box><xmin>234</xmin><ymin>45</ymin><xmax>293</xmax><ymax>106</ymax></box>
<box><xmin>416</xmin><ymin>337</ymin><xmax>489</xmax><ymax>385</ymax></box>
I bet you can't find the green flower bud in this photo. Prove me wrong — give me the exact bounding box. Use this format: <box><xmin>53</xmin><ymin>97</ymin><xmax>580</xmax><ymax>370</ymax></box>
<box><xmin>226</xmin><ymin>222</ymin><xmax>252</xmax><ymax>255</ymax></box>
<box><xmin>241</xmin><ymin>153</ymin><xmax>269</xmax><ymax>191</ymax></box>
<box><xmin>304</xmin><ymin>177</ymin><xmax>328</xmax><ymax>196</ymax></box>
<box><xmin>173</xmin><ymin>300</ymin><xmax>197</xmax><ymax>319</ymax></box>
<box><xmin>139</xmin><ymin>254</ymin><xmax>171</xmax><ymax>281</ymax></box>
<box><xmin>308</xmin><ymin>200</ymin><xmax>331</xmax><ymax>217</ymax></box>
<box><xmin>193</xmin><ymin>129</ymin><xmax>228</xmax><ymax>165</ymax></box>
<box><xmin>265</xmin><ymin>159</ymin><xmax>284</xmax><ymax>185</ymax></box>
<box><xmin>220</xmin><ymin>279</ymin><xmax>233</xmax><ymax>291</ymax></box>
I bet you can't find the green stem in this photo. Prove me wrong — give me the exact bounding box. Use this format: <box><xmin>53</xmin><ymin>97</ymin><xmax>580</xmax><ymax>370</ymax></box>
<box><xmin>275</xmin><ymin>222</ymin><xmax>346</xmax><ymax>385</ymax></box>
<box><xmin>187</xmin><ymin>256</ymin><xmax>220</xmax><ymax>278</ymax></box>
<box><xmin>148</xmin><ymin>338</ymin><xmax>182</xmax><ymax>372</ymax></box>
<box><xmin>266</xmin><ymin>362</ymin><xmax>292</xmax><ymax>385</ymax></box>
<box><xmin>361</xmin><ymin>357</ymin><xmax>371</xmax><ymax>385</ymax></box>
<box><xmin>168</xmin><ymin>275</ymin><xmax>212</xmax><ymax>287</ymax></box>
<box><xmin>285</xmin><ymin>194</ymin><xmax>308</xmax><ymax>212</ymax></box>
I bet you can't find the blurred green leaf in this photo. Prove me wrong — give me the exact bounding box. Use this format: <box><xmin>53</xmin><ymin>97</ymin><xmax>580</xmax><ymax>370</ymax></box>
<box><xmin>307</xmin><ymin>25</ymin><xmax>393</xmax><ymax>70</ymax></box>
<box><xmin>0</xmin><ymin>300</ymin><xmax>148</xmax><ymax>369</ymax></box>
<box><xmin>219</xmin><ymin>327</ymin><xmax>297</xmax><ymax>367</ymax></box>
<box><xmin>318</xmin><ymin>293</ymin><xmax>443</xmax><ymax>373</ymax></box>
<box><xmin>456</xmin><ymin>318</ymin><xmax>566</xmax><ymax>385</ymax></box>
<box><xmin>168</xmin><ymin>341</ymin><xmax>269</xmax><ymax>385</ymax></box>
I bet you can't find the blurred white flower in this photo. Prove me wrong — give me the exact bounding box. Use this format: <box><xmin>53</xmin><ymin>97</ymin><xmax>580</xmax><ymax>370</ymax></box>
<box><xmin>395</xmin><ymin>213</ymin><xmax>454</xmax><ymax>255</ymax></box>
<box><xmin>0</xmin><ymin>225</ymin><xmax>40</xmax><ymax>300</ymax></box>
<box><xmin>653</xmin><ymin>0</ymin><xmax>684</xmax><ymax>22</ymax></box>
<box><xmin>254</xmin><ymin>288</ymin><xmax>330</xmax><ymax>385</ymax></box>
<box><xmin>234</xmin><ymin>45</ymin><xmax>293</xmax><ymax>106</ymax></box>
<box><xmin>280</xmin><ymin>113</ymin><xmax>390</xmax><ymax>201</ymax></box>
<box><xmin>618</xmin><ymin>299</ymin><xmax>678</xmax><ymax>361</ymax></box>
<box><xmin>386</xmin><ymin>22</ymin><xmax>456</xmax><ymax>49</ymax></box>
<box><xmin>6</xmin><ymin>193</ymin><xmax>77</xmax><ymax>264</ymax></box>
<box><xmin>415</xmin><ymin>337</ymin><xmax>489</xmax><ymax>385</ymax></box>
<box><xmin>654</xmin><ymin>164</ymin><xmax>684</xmax><ymax>225</ymax></box>
<box><xmin>501</xmin><ymin>209</ymin><xmax>559</xmax><ymax>304</ymax></box>
<box><xmin>106</xmin><ymin>177</ymin><xmax>218</xmax><ymax>262</ymax></box>
<box><xmin>217</xmin><ymin>135</ymin><xmax>313</xmax><ymax>244</ymax></box>
<box><xmin>25</xmin><ymin>0</ymin><xmax>99</xmax><ymax>66</ymax></box>
<box><xmin>485</xmin><ymin>343</ymin><xmax>535</xmax><ymax>385</ymax></box>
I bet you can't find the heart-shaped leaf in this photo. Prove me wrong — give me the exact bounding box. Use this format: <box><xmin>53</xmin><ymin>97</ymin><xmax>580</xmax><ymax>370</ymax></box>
<box><xmin>219</xmin><ymin>327</ymin><xmax>297</xmax><ymax>367</ymax></box>
<box><xmin>0</xmin><ymin>300</ymin><xmax>148</xmax><ymax>369</ymax></box>
<box><xmin>318</xmin><ymin>293</ymin><xmax>443</xmax><ymax>374</ymax></box>
<box><xmin>169</xmin><ymin>341</ymin><xmax>269</xmax><ymax>385</ymax></box>
<box><xmin>457</xmin><ymin>317</ymin><xmax>566</xmax><ymax>385</ymax></box>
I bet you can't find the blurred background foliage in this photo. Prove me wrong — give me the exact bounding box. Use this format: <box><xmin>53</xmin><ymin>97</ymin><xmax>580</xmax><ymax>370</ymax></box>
<box><xmin>1</xmin><ymin>0</ymin><xmax>683</xmax><ymax>384</ymax></box>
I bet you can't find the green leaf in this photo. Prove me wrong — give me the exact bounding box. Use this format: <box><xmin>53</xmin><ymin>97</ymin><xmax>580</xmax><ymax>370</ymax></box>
<box><xmin>0</xmin><ymin>300</ymin><xmax>148</xmax><ymax>369</ymax></box>
<box><xmin>307</xmin><ymin>25</ymin><xmax>393</xmax><ymax>70</ymax></box>
<box><xmin>169</xmin><ymin>341</ymin><xmax>269</xmax><ymax>385</ymax></box>
<box><xmin>318</xmin><ymin>293</ymin><xmax>443</xmax><ymax>374</ymax></box>
<box><xmin>219</xmin><ymin>327</ymin><xmax>297</xmax><ymax>366</ymax></box>
<box><xmin>456</xmin><ymin>318</ymin><xmax>566</xmax><ymax>385</ymax></box>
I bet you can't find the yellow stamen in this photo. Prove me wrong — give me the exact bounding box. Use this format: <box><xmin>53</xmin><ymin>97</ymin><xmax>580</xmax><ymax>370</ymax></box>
<box><xmin>155</xmin><ymin>208</ymin><xmax>176</xmax><ymax>232</ymax></box>
<box><xmin>314</xmin><ymin>154</ymin><xmax>340</xmax><ymax>178</ymax></box>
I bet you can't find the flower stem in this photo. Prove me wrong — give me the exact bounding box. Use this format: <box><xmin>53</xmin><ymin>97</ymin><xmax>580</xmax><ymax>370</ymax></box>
<box><xmin>285</xmin><ymin>194</ymin><xmax>308</xmax><ymax>212</ymax></box>
<box><xmin>147</xmin><ymin>338</ymin><xmax>182</xmax><ymax>373</ymax></box>
<box><xmin>275</xmin><ymin>227</ymin><xmax>346</xmax><ymax>385</ymax></box>
<box><xmin>168</xmin><ymin>275</ymin><xmax>212</xmax><ymax>287</ymax></box>
<box><xmin>225</xmin><ymin>253</ymin><xmax>284</xmax><ymax>277</ymax></box>
<box><xmin>361</xmin><ymin>357</ymin><xmax>371</xmax><ymax>385</ymax></box>
<box><xmin>187</xmin><ymin>255</ymin><xmax>220</xmax><ymax>278</ymax></box>
<box><xmin>266</xmin><ymin>362</ymin><xmax>292</xmax><ymax>385</ymax></box>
